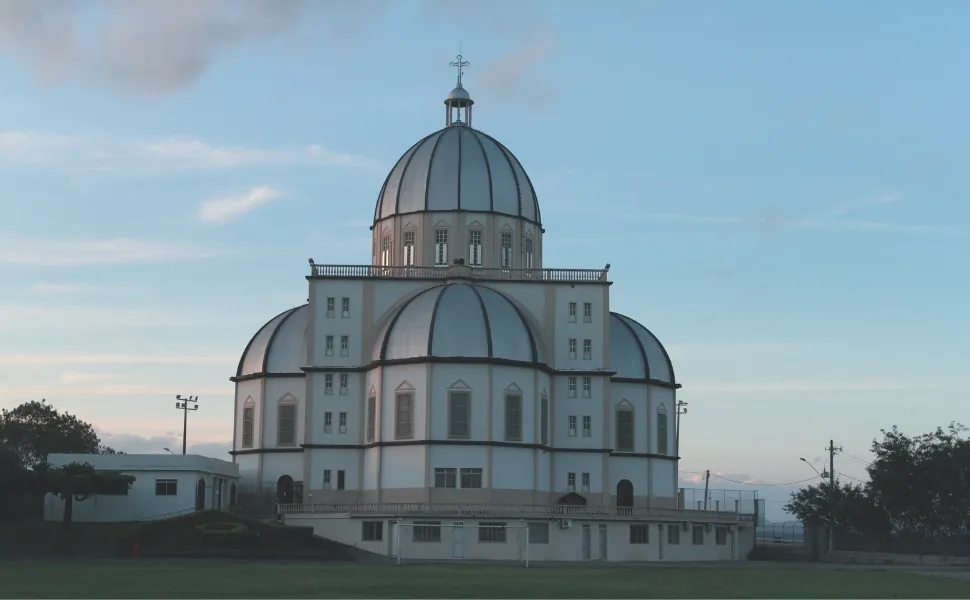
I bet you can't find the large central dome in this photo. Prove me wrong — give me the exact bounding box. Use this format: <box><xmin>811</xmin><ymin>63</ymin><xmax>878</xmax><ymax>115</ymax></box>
<box><xmin>372</xmin><ymin>83</ymin><xmax>541</xmax><ymax>226</ymax></box>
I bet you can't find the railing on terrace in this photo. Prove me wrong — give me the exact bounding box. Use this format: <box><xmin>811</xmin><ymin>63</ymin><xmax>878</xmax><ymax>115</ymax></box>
<box><xmin>308</xmin><ymin>263</ymin><xmax>610</xmax><ymax>283</ymax></box>
<box><xmin>278</xmin><ymin>502</ymin><xmax>751</xmax><ymax>522</ymax></box>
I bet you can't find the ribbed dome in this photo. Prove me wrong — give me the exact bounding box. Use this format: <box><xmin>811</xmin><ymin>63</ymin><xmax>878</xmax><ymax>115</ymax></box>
<box><xmin>373</xmin><ymin>125</ymin><xmax>541</xmax><ymax>225</ymax></box>
<box><xmin>609</xmin><ymin>312</ymin><xmax>676</xmax><ymax>384</ymax></box>
<box><xmin>372</xmin><ymin>282</ymin><xmax>546</xmax><ymax>364</ymax></box>
<box><xmin>235</xmin><ymin>305</ymin><xmax>309</xmax><ymax>378</ymax></box>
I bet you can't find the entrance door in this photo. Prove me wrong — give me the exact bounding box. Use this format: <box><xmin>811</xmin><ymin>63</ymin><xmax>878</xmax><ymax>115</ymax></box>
<box><xmin>452</xmin><ymin>521</ymin><xmax>465</xmax><ymax>558</ymax></box>
<box><xmin>581</xmin><ymin>524</ymin><xmax>591</xmax><ymax>560</ymax></box>
<box><xmin>730</xmin><ymin>529</ymin><xmax>736</xmax><ymax>560</ymax></box>
<box><xmin>598</xmin><ymin>524</ymin><xmax>608</xmax><ymax>560</ymax></box>
<box><xmin>389</xmin><ymin>522</ymin><xmax>398</xmax><ymax>557</ymax></box>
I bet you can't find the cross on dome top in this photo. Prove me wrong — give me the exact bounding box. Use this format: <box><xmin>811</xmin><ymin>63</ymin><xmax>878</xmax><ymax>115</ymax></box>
<box><xmin>449</xmin><ymin>53</ymin><xmax>470</xmax><ymax>86</ymax></box>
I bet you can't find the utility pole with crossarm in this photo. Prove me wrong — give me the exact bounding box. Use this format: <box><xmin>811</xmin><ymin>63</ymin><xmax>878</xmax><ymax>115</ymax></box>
<box><xmin>175</xmin><ymin>394</ymin><xmax>199</xmax><ymax>455</ymax></box>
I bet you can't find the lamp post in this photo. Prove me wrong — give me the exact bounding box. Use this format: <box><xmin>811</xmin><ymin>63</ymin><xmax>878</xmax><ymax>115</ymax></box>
<box><xmin>675</xmin><ymin>400</ymin><xmax>688</xmax><ymax>457</ymax></box>
<box><xmin>175</xmin><ymin>395</ymin><xmax>199</xmax><ymax>455</ymax></box>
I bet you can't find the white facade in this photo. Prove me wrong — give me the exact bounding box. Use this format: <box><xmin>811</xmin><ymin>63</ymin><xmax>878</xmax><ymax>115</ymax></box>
<box><xmin>43</xmin><ymin>453</ymin><xmax>239</xmax><ymax>523</ymax></box>
<box><xmin>227</xmin><ymin>69</ymin><xmax>753</xmax><ymax>561</ymax></box>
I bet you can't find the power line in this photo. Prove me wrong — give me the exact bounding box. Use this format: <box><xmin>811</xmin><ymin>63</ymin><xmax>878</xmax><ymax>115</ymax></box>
<box><xmin>837</xmin><ymin>471</ymin><xmax>867</xmax><ymax>484</ymax></box>
<box><xmin>681</xmin><ymin>471</ymin><xmax>818</xmax><ymax>487</ymax></box>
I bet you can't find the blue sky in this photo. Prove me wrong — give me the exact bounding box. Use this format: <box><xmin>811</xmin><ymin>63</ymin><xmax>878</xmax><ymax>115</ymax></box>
<box><xmin>0</xmin><ymin>0</ymin><xmax>966</xmax><ymax>520</ymax></box>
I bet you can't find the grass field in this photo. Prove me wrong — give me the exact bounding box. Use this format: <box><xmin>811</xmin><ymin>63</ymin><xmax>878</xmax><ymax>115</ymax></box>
<box><xmin>1</xmin><ymin>562</ymin><xmax>969</xmax><ymax>599</ymax></box>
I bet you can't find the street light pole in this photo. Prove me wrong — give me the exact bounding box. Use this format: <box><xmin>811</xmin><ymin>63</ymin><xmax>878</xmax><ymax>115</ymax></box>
<box><xmin>675</xmin><ymin>400</ymin><xmax>688</xmax><ymax>457</ymax></box>
<box><xmin>175</xmin><ymin>395</ymin><xmax>199</xmax><ymax>455</ymax></box>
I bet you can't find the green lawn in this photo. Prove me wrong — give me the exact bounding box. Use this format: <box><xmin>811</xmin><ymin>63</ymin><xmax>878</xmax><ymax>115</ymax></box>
<box><xmin>1</xmin><ymin>562</ymin><xmax>968</xmax><ymax>599</ymax></box>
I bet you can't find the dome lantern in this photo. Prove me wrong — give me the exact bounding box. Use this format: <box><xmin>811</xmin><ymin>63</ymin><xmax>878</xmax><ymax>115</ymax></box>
<box><xmin>445</xmin><ymin>54</ymin><xmax>473</xmax><ymax>127</ymax></box>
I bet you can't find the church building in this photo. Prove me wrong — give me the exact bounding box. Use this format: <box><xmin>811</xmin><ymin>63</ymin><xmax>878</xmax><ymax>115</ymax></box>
<box><xmin>229</xmin><ymin>58</ymin><xmax>753</xmax><ymax>562</ymax></box>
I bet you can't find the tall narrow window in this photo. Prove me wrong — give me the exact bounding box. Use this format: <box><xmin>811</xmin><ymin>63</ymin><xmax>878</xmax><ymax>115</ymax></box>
<box><xmin>567</xmin><ymin>472</ymin><xmax>576</xmax><ymax>492</ymax></box>
<box><xmin>468</xmin><ymin>229</ymin><xmax>483</xmax><ymax>266</ymax></box>
<box><xmin>504</xmin><ymin>393</ymin><xmax>522</xmax><ymax>442</ymax></box>
<box><xmin>395</xmin><ymin>393</ymin><xmax>413</xmax><ymax>439</ymax></box>
<box><xmin>448</xmin><ymin>391</ymin><xmax>471</xmax><ymax>439</ymax></box>
<box><xmin>583</xmin><ymin>302</ymin><xmax>592</xmax><ymax>323</ymax></box>
<box><xmin>568</xmin><ymin>338</ymin><xmax>577</xmax><ymax>359</ymax></box>
<box><xmin>341</xmin><ymin>297</ymin><xmax>350</xmax><ymax>318</ymax></box>
<box><xmin>278</xmin><ymin>404</ymin><xmax>296</xmax><ymax>446</ymax></box>
<box><xmin>434</xmin><ymin>229</ymin><xmax>449</xmax><ymax>266</ymax></box>
<box><xmin>403</xmin><ymin>231</ymin><xmax>415</xmax><ymax>266</ymax></box>
<box><xmin>323</xmin><ymin>470</ymin><xmax>331</xmax><ymax>489</ymax></box>
<box><xmin>540</xmin><ymin>395</ymin><xmax>549</xmax><ymax>445</ymax></box>
<box><xmin>338</xmin><ymin>412</ymin><xmax>347</xmax><ymax>433</ymax></box>
<box><xmin>324</xmin><ymin>411</ymin><xmax>333</xmax><ymax>433</ymax></box>
<box><xmin>568</xmin><ymin>302</ymin><xmax>577</xmax><ymax>322</ymax></box>
<box><xmin>241</xmin><ymin>406</ymin><xmax>254</xmax><ymax>448</ymax></box>
<box><xmin>340</xmin><ymin>335</ymin><xmax>349</xmax><ymax>357</ymax></box>
<box><xmin>500</xmin><ymin>232</ymin><xmax>513</xmax><ymax>268</ymax></box>
<box><xmin>567</xmin><ymin>377</ymin><xmax>577</xmax><ymax>397</ymax></box>
<box><xmin>523</xmin><ymin>236</ymin><xmax>534</xmax><ymax>268</ymax></box>
<box><xmin>616</xmin><ymin>408</ymin><xmax>634</xmax><ymax>452</ymax></box>
<box><xmin>568</xmin><ymin>415</ymin><xmax>577</xmax><ymax>436</ymax></box>
<box><xmin>582</xmin><ymin>415</ymin><xmax>592</xmax><ymax>437</ymax></box>
<box><xmin>657</xmin><ymin>410</ymin><xmax>669</xmax><ymax>455</ymax></box>
<box><xmin>582</xmin><ymin>377</ymin><xmax>592</xmax><ymax>398</ymax></box>
<box><xmin>583</xmin><ymin>339</ymin><xmax>592</xmax><ymax>360</ymax></box>
<box><xmin>581</xmin><ymin>472</ymin><xmax>590</xmax><ymax>492</ymax></box>
<box><xmin>337</xmin><ymin>470</ymin><xmax>345</xmax><ymax>490</ymax></box>
<box><xmin>324</xmin><ymin>373</ymin><xmax>333</xmax><ymax>395</ymax></box>
<box><xmin>380</xmin><ymin>235</ymin><xmax>391</xmax><ymax>266</ymax></box>
<box><xmin>325</xmin><ymin>335</ymin><xmax>334</xmax><ymax>356</ymax></box>
<box><xmin>326</xmin><ymin>297</ymin><xmax>335</xmax><ymax>318</ymax></box>
<box><xmin>366</xmin><ymin>395</ymin><xmax>376</xmax><ymax>442</ymax></box>
<box><xmin>339</xmin><ymin>373</ymin><xmax>348</xmax><ymax>394</ymax></box>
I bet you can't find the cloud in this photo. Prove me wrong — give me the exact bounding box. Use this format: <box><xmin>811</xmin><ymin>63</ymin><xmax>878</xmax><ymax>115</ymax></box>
<box><xmin>686</xmin><ymin>380</ymin><xmax>966</xmax><ymax>393</ymax></box>
<box><xmin>197</xmin><ymin>186</ymin><xmax>282</xmax><ymax>223</ymax></box>
<box><xmin>0</xmin><ymin>236</ymin><xmax>225</xmax><ymax>266</ymax></box>
<box><xmin>830</xmin><ymin>192</ymin><xmax>904</xmax><ymax>218</ymax></box>
<box><xmin>0</xmin><ymin>354</ymin><xmax>237</xmax><ymax>367</ymax></box>
<box><xmin>58</xmin><ymin>371</ymin><xmax>122</xmax><ymax>384</ymax></box>
<box><xmin>96</xmin><ymin>431</ymin><xmax>231</xmax><ymax>459</ymax></box>
<box><xmin>478</xmin><ymin>32</ymin><xmax>558</xmax><ymax>103</ymax></box>
<box><xmin>0</xmin><ymin>131</ymin><xmax>378</xmax><ymax>173</ymax></box>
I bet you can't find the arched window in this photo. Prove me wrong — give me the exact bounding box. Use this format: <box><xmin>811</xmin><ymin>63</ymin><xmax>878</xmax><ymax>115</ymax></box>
<box><xmin>276</xmin><ymin>475</ymin><xmax>295</xmax><ymax>504</ymax></box>
<box><xmin>616</xmin><ymin>479</ymin><xmax>634</xmax><ymax>508</ymax></box>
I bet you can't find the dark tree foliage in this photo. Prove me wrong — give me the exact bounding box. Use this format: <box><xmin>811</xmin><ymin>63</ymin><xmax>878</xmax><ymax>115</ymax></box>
<box><xmin>786</xmin><ymin>422</ymin><xmax>970</xmax><ymax>536</ymax></box>
<box><xmin>36</xmin><ymin>461</ymin><xmax>135</xmax><ymax>527</ymax></box>
<box><xmin>0</xmin><ymin>400</ymin><xmax>121</xmax><ymax>469</ymax></box>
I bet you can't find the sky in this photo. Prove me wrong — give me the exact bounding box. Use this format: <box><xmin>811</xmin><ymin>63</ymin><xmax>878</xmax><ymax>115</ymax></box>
<box><xmin>0</xmin><ymin>0</ymin><xmax>967</xmax><ymax>521</ymax></box>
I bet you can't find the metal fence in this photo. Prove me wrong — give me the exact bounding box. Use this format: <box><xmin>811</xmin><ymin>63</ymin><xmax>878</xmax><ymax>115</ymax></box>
<box><xmin>757</xmin><ymin>522</ymin><xmax>805</xmax><ymax>546</ymax></box>
<box><xmin>834</xmin><ymin>527</ymin><xmax>970</xmax><ymax>557</ymax></box>
<box><xmin>680</xmin><ymin>488</ymin><xmax>760</xmax><ymax>516</ymax></box>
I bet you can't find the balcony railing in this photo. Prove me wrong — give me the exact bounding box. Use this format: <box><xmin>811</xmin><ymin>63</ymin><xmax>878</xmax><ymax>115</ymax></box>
<box><xmin>308</xmin><ymin>263</ymin><xmax>610</xmax><ymax>283</ymax></box>
<box><xmin>278</xmin><ymin>502</ymin><xmax>753</xmax><ymax>522</ymax></box>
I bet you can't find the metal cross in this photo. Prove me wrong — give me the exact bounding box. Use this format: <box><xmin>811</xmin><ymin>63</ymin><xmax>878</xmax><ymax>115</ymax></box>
<box><xmin>449</xmin><ymin>54</ymin><xmax>470</xmax><ymax>85</ymax></box>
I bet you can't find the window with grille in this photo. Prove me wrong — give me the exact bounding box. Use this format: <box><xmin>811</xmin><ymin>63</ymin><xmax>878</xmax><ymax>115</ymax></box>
<box><xmin>395</xmin><ymin>393</ymin><xmax>413</xmax><ymax>439</ymax></box>
<box><xmin>523</xmin><ymin>236</ymin><xmax>534</xmax><ymax>268</ymax></box>
<box><xmin>323</xmin><ymin>469</ymin><xmax>331</xmax><ymax>489</ymax></box>
<box><xmin>338</xmin><ymin>412</ymin><xmax>347</xmax><ymax>433</ymax></box>
<box><xmin>583</xmin><ymin>302</ymin><xmax>592</xmax><ymax>322</ymax></box>
<box><xmin>478</xmin><ymin>522</ymin><xmax>507</xmax><ymax>543</ymax></box>
<box><xmin>339</xmin><ymin>373</ymin><xmax>348</xmax><ymax>394</ymax></box>
<box><xmin>568</xmin><ymin>377</ymin><xmax>577</xmax><ymax>397</ymax></box>
<box><xmin>528</xmin><ymin>522</ymin><xmax>549</xmax><ymax>544</ymax></box>
<box><xmin>413</xmin><ymin>521</ymin><xmax>441</xmax><ymax>542</ymax></box>
<box><xmin>460</xmin><ymin>468</ymin><xmax>483</xmax><ymax>489</ymax></box>
<box><xmin>504</xmin><ymin>394</ymin><xmax>522</xmax><ymax>441</ymax></box>
<box><xmin>583</xmin><ymin>339</ymin><xmax>592</xmax><ymax>360</ymax></box>
<box><xmin>155</xmin><ymin>479</ymin><xmax>178</xmax><ymax>496</ymax></box>
<box><xmin>380</xmin><ymin>235</ymin><xmax>391</xmax><ymax>266</ymax></box>
<box><xmin>434</xmin><ymin>229</ymin><xmax>448</xmax><ymax>265</ymax></box>
<box><xmin>341</xmin><ymin>297</ymin><xmax>350</xmax><ymax>318</ymax></box>
<box><xmin>468</xmin><ymin>229</ymin><xmax>483</xmax><ymax>266</ymax></box>
<box><xmin>323</xmin><ymin>411</ymin><xmax>332</xmax><ymax>433</ymax></box>
<box><xmin>326</xmin><ymin>297</ymin><xmax>335</xmax><ymax>318</ymax></box>
<box><xmin>567</xmin><ymin>472</ymin><xmax>576</xmax><ymax>492</ymax></box>
<box><xmin>500</xmin><ymin>232</ymin><xmax>512</xmax><ymax>267</ymax></box>
<box><xmin>433</xmin><ymin>468</ymin><xmax>457</xmax><ymax>488</ymax></box>
<box><xmin>583</xmin><ymin>377</ymin><xmax>592</xmax><ymax>398</ymax></box>
<box><xmin>324</xmin><ymin>373</ymin><xmax>333</xmax><ymax>395</ymax></box>
<box><xmin>448</xmin><ymin>391</ymin><xmax>470</xmax><ymax>439</ymax></box>
<box><xmin>581</xmin><ymin>472</ymin><xmax>590</xmax><ymax>492</ymax></box>
<box><xmin>568</xmin><ymin>415</ymin><xmax>577</xmax><ymax>436</ymax></box>
<box><xmin>325</xmin><ymin>335</ymin><xmax>334</xmax><ymax>356</ymax></box>
<box><xmin>630</xmin><ymin>524</ymin><xmax>649</xmax><ymax>544</ymax></box>
<box><xmin>568</xmin><ymin>338</ymin><xmax>577</xmax><ymax>359</ymax></box>
<box><xmin>403</xmin><ymin>230</ymin><xmax>415</xmax><ymax>266</ymax></box>
<box><xmin>362</xmin><ymin>521</ymin><xmax>383</xmax><ymax>541</ymax></box>
<box><xmin>568</xmin><ymin>302</ymin><xmax>577</xmax><ymax>322</ymax></box>
<box><xmin>242</xmin><ymin>406</ymin><xmax>254</xmax><ymax>448</ymax></box>
<box><xmin>616</xmin><ymin>409</ymin><xmax>634</xmax><ymax>452</ymax></box>
<box><xmin>582</xmin><ymin>415</ymin><xmax>592</xmax><ymax>437</ymax></box>
<box><xmin>340</xmin><ymin>335</ymin><xmax>349</xmax><ymax>356</ymax></box>
<box><xmin>277</xmin><ymin>404</ymin><xmax>296</xmax><ymax>446</ymax></box>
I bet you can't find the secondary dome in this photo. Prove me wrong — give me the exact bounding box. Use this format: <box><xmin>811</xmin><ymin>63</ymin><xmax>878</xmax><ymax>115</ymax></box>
<box><xmin>372</xmin><ymin>123</ymin><xmax>541</xmax><ymax>226</ymax></box>
<box><xmin>235</xmin><ymin>304</ymin><xmax>309</xmax><ymax>378</ymax></box>
<box><xmin>372</xmin><ymin>282</ymin><xmax>546</xmax><ymax>364</ymax></box>
<box><xmin>609</xmin><ymin>312</ymin><xmax>677</xmax><ymax>385</ymax></box>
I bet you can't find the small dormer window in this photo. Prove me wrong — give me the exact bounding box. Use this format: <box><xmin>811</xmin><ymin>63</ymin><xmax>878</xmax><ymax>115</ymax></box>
<box><xmin>434</xmin><ymin>229</ymin><xmax>448</xmax><ymax>266</ymax></box>
<box><xmin>380</xmin><ymin>235</ymin><xmax>391</xmax><ymax>266</ymax></box>
<box><xmin>403</xmin><ymin>231</ymin><xmax>415</xmax><ymax>266</ymax></box>
<box><xmin>501</xmin><ymin>232</ymin><xmax>513</xmax><ymax>268</ymax></box>
<box><xmin>468</xmin><ymin>230</ymin><xmax>483</xmax><ymax>266</ymax></box>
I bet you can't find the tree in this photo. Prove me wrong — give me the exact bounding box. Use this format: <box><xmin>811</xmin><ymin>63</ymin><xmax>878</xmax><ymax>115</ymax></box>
<box><xmin>38</xmin><ymin>462</ymin><xmax>134</xmax><ymax>528</ymax></box>
<box><xmin>785</xmin><ymin>480</ymin><xmax>889</xmax><ymax>533</ymax></box>
<box><xmin>0</xmin><ymin>400</ymin><xmax>120</xmax><ymax>468</ymax></box>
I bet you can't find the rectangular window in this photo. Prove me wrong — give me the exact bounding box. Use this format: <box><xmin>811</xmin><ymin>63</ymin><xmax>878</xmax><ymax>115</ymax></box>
<box><xmin>324</xmin><ymin>373</ymin><xmax>333</xmax><ymax>395</ymax></box>
<box><xmin>380</xmin><ymin>235</ymin><xmax>391</xmax><ymax>266</ymax></box>
<box><xmin>468</xmin><ymin>229</ymin><xmax>483</xmax><ymax>266</ymax></box>
<box><xmin>568</xmin><ymin>415</ymin><xmax>577</xmax><ymax>437</ymax></box>
<box><xmin>581</xmin><ymin>472</ymin><xmax>590</xmax><ymax>492</ymax></box>
<box><xmin>339</xmin><ymin>373</ymin><xmax>348</xmax><ymax>395</ymax></box>
<box><xmin>657</xmin><ymin>411</ymin><xmax>669</xmax><ymax>455</ymax></box>
<box><xmin>326</xmin><ymin>297</ymin><xmax>335</xmax><ymax>318</ymax></box>
<box><xmin>583</xmin><ymin>302</ymin><xmax>592</xmax><ymax>323</ymax></box>
<box><xmin>504</xmin><ymin>393</ymin><xmax>522</xmax><ymax>441</ymax></box>
<box><xmin>448</xmin><ymin>391</ymin><xmax>471</xmax><ymax>439</ymax></box>
<box><xmin>616</xmin><ymin>409</ymin><xmax>634</xmax><ymax>452</ymax></box>
<box><xmin>403</xmin><ymin>231</ymin><xmax>415</xmax><ymax>266</ymax></box>
<box><xmin>325</xmin><ymin>335</ymin><xmax>334</xmax><ymax>356</ymax></box>
<box><xmin>630</xmin><ymin>524</ymin><xmax>649</xmax><ymax>545</ymax></box>
<box><xmin>460</xmin><ymin>467</ymin><xmax>483</xmax><ymax>489</ymax></box>
<box><xmin>568</xmin><ymin>338</ymin><xmax>577</xmax><ymax>359</ymax></box>
<box><xmin>478</xmin><ymin>522</ymin><xmax>507</xmax><ymax>543</ymax></box>
<box><xmin>692</xmin><ymin>525</ymin><xmax>704</xmax><ymax>545</ymax></box>
<box><xmin>716</xmin><ymin>526</ymin><xmax>728</xmax><ymax>546</ymax></box>
<box><xmin>434</xmin><ymin>229</ymin><xmax>448</xmax><ymax>266</ymax></box>
<box><xmin>501</xmin><ymin>232</ymin><xmax>513</xmax><ymax>268</ymax></box>
<box><xmin>567</xmin><ymin>376</ymin><xmax>577</xmax><ymax>397</ymax></box>
<box><xmin>523</xmin><ymin>236</ymin><xmax>534</xmax><ymax>268</ymax></box>
<box><xmin>528</xmin><ymin>522</ymin><xmax>549</xmax><ymax>544</ymax></box>
<box><xmin>324</xmin><ymin>411</ymin><xmax>333</xmax><ymax>433</ymax></box>
<box><xmin>413</xmin><ymin>521</ymin><xmax>442</xmax><ymax>542</ymax></box>
<box><xmin>668</xmin><ymin>526</ymin><xmax>680</xmax><ymax>545</ymax></box>
<box><xmin>341</xmin><ymin>297</ymin><xmax>350</xmax><ymax>318</ymax></box>
<box><xmin>337</xmin><ymin>470</ymin><xmax>345</xmax><ymax>490</ymax></box>
<box><xmin>155</xmin><ymin>479</ymin><xmax>178</xmax><ymax>496</ymax></box>
<box><xmin>568</xmin><ymin>302</ymin><xmax>577</xmax><ymax>322</ymax></box>
<box><xmin>362</xmin><ymin>521</ymin><xmax>383</xmax><ymax>542</ymax></box>
<box><xmin>433</xmin><ymin>467</ymin><xmax>457</xmax><ymax>488</ymax></box>
<box><xmin>323</xmin><ymin>469</ymin><xmax>331</xmax><ymax>489</ymax></box>
<box><xmin>583</xmin><ymin>339</ymin><xmax>592</xmax><ymax>360</ymax></box>
<box><xmin>395</xmin><ymin>393</ymin><xmax>413</xmax><ymax>439</ymax></box>
<box><xmin>242</xmin><ymin>406</ymin><xmax>254</xmax><ymax>448</ymax></box>
<box><xmin>278</xmin><ymin>404</ymin><xmax>296</xmax><ymax>446</ymax></box>
<box><xmin>567</xmin><ymin>472</ymin><xmax>576</xmax><ymax>492</ymax></box>
<box><xmin>582</xmin><ymin>415</ymin><xmax>592</xmax><ymax>437</ymax></box>
<box><xmin>338</xmin><ymin>412</ymin><xmax>347</xmax><ymax>433</ymax></box>
<box><xmin>340</xmin><ymin>335</ymin><xmax>349</xmax><ymax>357</ymax></box>
<box><xmin>366</xmin><ymin>396</ymin><xmax>376</xmax><ymax>442</ymax></box>
<box><xmin>541</xmin><ymin>396</ymin><xmax>549</xmax><ymax>445</ymax></box>
<box><xmin>582</xmin><ymin>376</ymin><xmax>591</xmax><ymax>398</ymax></box>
